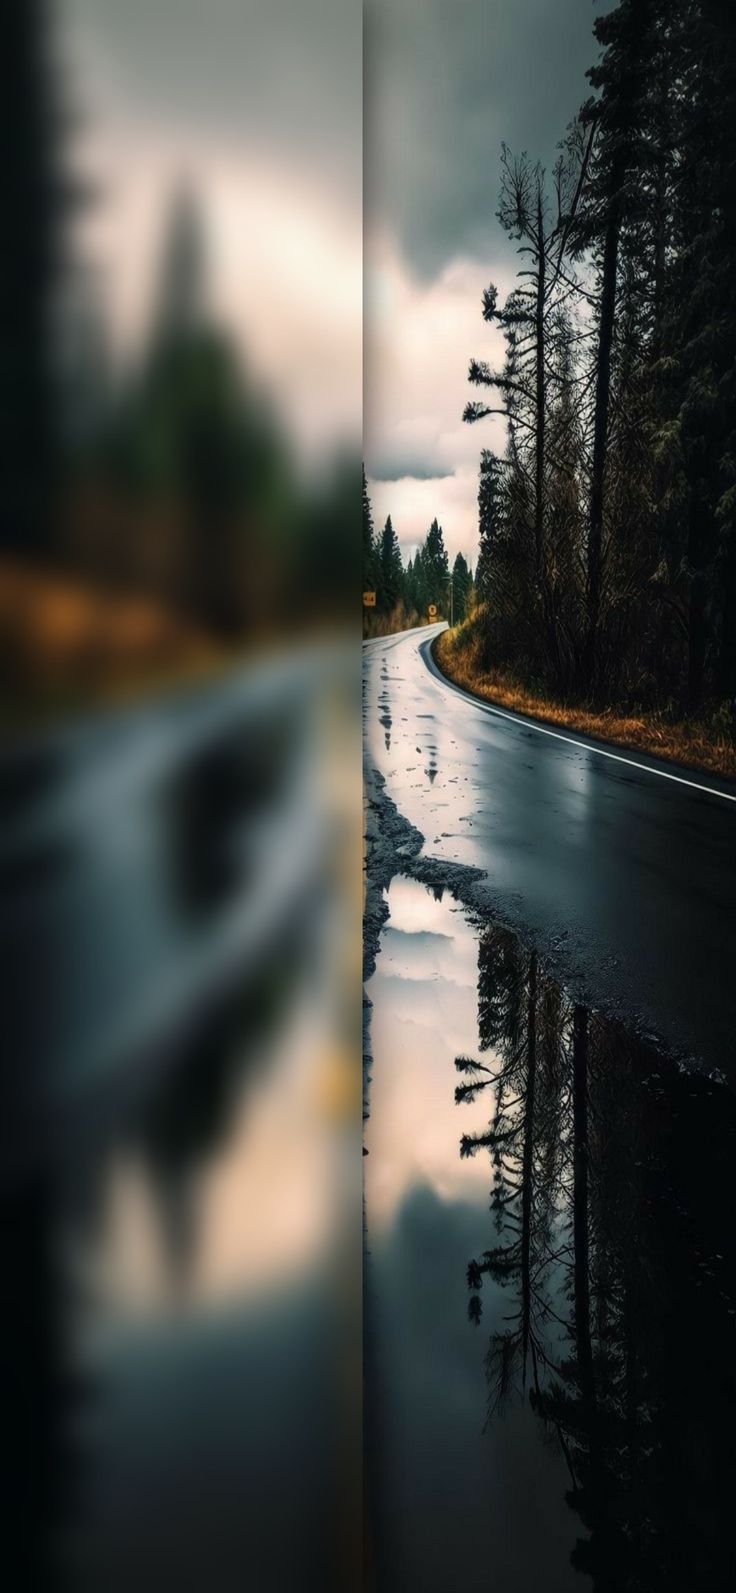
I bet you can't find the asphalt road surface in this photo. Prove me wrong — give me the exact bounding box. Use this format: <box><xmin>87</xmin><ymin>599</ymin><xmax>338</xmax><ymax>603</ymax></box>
<box><xmin>0</xmin><ymin>648</ymin><xmax>336</xmax><ymax>1176</ymax></box>
<box><xmin>364</xmin><ymin>623</ymin><xmax>736</xmax><ymax>1075</ymax></box>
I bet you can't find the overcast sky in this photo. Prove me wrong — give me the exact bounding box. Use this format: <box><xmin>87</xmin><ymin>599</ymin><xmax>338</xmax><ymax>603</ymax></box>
<box><xmin>365</xmin><ymin>0</ymin><xmax>601</xmax><ymax>567</ymax></box>
<box><xmin>59</xmin><ymin>1</ymin><xmax>601</xmax><ymax>549</ymax></box>
<box><xmin>61</xmin><ymin>0</ymin><xmax>362</xmax><ymax>465</ymax></box>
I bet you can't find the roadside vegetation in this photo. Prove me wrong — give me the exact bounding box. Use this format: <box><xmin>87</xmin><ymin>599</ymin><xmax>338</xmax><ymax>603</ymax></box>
<box><xmin>0</xmin><ymin>557</ymin><xmax>226</xmax><ymax>722</ymax></box>
<box><xmin>427</xmin><ymin>0</ymin><xmax>736</xmax><ymax>779</ymax></box>
<box><xmin>365</xmin><ymin>2</ymin><xmax>736</xmax><ymax>775</ymax></box>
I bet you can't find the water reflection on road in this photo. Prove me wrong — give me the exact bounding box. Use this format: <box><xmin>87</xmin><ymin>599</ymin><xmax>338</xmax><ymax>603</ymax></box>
<box><xmin>1</xmin><ymin>650</ymin><xmax>360</xmax><ymax>1593</ymax></box>
<box><xmin>362</xmin><ymin>628</ymin><xmax>736</xmax><ymax>1077</ymax></box>
<box><xmin>365</xmin><ymin>875</ymin><xmax>736</xmax><ymax>1593</ymax></box>
<box><xmin>58</xmin><ymin>951</ymin><xmax>350</xmax><ymax>1593</ymax></box>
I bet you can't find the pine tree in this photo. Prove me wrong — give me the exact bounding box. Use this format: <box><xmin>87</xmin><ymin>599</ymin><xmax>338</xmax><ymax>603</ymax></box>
<box><xmin>573</xmin><ymin>0</ymin><xmax>662</xmax><ymax>684</ymax></box>
<box><xmin>476</xmin><ymin>450</ymin><xmax>505</xmax><ymax>603</ymax></box>
<box><xmin>151</xmin><ymin>183</ymin><xmax>208</xmax><ymax>348</ymax></box>
<box><xmin>658</xmin><ymin>0</ymin><xmax>736</xmax><ymax>703</ymax></box>
<box><xmin>412</xmin><ymin>545</ymin><xmax>429</xmax><ymax>616</ymax></box>
<box><xmin>422</xmin><ymin>518</ymin><xmax>450</xmax><ymax>609</ymax></box>
<box><xmin>405</xmin><ymin>554</ymin><xmax>415</xmax><ymax>612</ymax></box>
<box><xmin>378</xmin><ymin>514</ymin><xmax>404</xmax><ymax>612</ymax></box>
<box><xmin>451</xmin><ymin>552</ymin><xmax>471</xmax><ymax>624</ymax></box>
<box><xmin>462</xmin><ymin>0</ymin><xmax>736</xmax><ymax>716</ymax></box>
<box><xmin>362</xmin><ymin>465</ymin><xmax>376</xmax><ymax>591</ymax></box>
<box><xmin>0</xmin><ymin>0</ymin><xmax>74</xmax><ymax>556</ymax></box>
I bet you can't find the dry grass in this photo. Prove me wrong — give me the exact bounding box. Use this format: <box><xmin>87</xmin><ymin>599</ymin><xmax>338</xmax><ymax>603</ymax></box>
<box><xmin>363</xmin><ymin>602</ymin><xmax>424</xmax><ymax>640</ymax></box>
<box><xmin>0</xmin><ymin>556</ymin><xmax>225</xmax><ymax>720</ymax></box>
<box><xmin>436</xmin><ymin>618</ymin><xmax>736</xmax><ymax>783</ymax></box>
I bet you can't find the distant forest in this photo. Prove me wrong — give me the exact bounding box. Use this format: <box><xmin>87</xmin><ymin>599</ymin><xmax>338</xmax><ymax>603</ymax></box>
<box><xmin>362</xmin><ymin>468</ymin><xmax>473</xmax><ymax>632</ymax></box>
<box><xmin>0</xmin><ymin>0</ymin><xmax>356</xmax><ymax>644</ymax></box>
<box><xmin>458</xmin><ymin>0</ymin><xmax>736</xmax><ymax>717</ymax></box>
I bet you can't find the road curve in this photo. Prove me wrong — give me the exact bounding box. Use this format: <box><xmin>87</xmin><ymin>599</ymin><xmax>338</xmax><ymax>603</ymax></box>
<box><xmin>364</xmin><ymin>623</ymin><xmax>736</xmax><ymax>1075</ymax></box>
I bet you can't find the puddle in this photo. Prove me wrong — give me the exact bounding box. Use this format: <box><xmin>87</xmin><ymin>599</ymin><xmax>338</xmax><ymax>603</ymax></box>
<box><xmin>365</xmin><ymin>876</ymin><xmax>736</xmax><ymax>1593</ymax></box>
<box><xmin>6</xmin><ymin>915</ymin><xmax>351</xmax><ymax>1592</ymax></box>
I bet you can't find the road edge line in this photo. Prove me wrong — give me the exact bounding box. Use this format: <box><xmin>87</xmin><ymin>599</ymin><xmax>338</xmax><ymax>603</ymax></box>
<box><xmin>420</xmin><ymin>635</ymin><xmax>736</xmax><ymax>806</ymax></box>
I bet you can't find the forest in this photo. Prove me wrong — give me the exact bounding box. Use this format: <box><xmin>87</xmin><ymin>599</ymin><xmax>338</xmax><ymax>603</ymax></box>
<box><xmin>436</xmin><ymin>0</ymin><xmax>735</xmax><ymax>744</ymax></box>
<box><xmin>1</xmin><ymin>0</ymin><xmax>356</xmax><ymax>710</ymax></box>
<box><xmin>362</xmin><ymin>469</ymin><xmax>473</xmax><ymax>635</ymax></box>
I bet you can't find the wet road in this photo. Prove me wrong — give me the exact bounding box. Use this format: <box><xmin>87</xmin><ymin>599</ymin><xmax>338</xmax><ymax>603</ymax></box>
<box><xmin>364</xmin><ymin>623</ymin><xmax>736</xmax><ymax>1072</ymax></box>
<box><xmin>1</xmin><ymin>646</ymin><xmax>357</xmax><ymax>1591</ymax></box>
<box><xmin>363</xmin><ymin>627</ymin><xmax>736</xmax><ymax>1593</ymax></box>
<box><xmin>1</xmin><ymin>650</ymin><xmax>332</xmax><ymax>1175</ymax></box>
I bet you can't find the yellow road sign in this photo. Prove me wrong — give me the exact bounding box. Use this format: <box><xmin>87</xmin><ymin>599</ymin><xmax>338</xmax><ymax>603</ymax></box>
<box><xmin>363</xmin><ymin>590</ymin><xmax>377</xmax><ymax>607</ymax></box>
<box><xmin>428</xmin><ymin>603</ymin><xmax>438</xmax><ymax>619</ymax></box>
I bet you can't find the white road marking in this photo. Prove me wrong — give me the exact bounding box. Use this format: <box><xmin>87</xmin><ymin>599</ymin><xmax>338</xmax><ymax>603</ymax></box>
<box><xmin>413</xmin><ymin>635</ymin><xmax>736</xmax><ymax>806</ymax></box>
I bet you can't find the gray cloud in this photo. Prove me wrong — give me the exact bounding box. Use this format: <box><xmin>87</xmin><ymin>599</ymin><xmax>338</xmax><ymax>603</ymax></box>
<box><xmin>371</xmin><ymin>462</ymin><xmax>456</xmax><ymax>483</ymax></box>
<box><xmin>63</xmin><ymin>0</ymin><xmax>361</xmax><ymax>197</ymax></box>
<box><xmin>365</xmin><ymin>0</ymin><xmax>599</xmax><ymax>277</ymax></box>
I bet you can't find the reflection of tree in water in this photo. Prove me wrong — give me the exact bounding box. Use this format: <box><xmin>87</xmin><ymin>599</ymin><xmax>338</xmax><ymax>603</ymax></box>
<box><xmin>0</xmin><ymin>1177</ymin><xmax>77</xmax><ymax>1591</ymax></box>
<box><xmin>459</xmin><ymin>920</ymin><xmax>736</xmax><ymax>1592</ymax></box>
<box><xmin>134</xmin><ymin>940</ymin><xmax>307</xmax><ymax>1286</ymax></box>
<box><xmin>459</xmin><ymin>929</ymin><xmax>570</xmax><ymax>1415</ymax></box>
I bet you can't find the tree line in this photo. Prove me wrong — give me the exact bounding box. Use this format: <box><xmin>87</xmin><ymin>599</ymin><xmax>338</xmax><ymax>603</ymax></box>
<box><xmin>363</xmin><ymin>468</ymin><xmax>473</xmax><ymax>626</ymax></box>
<box><xmin>467</xmin><ymin>0</ymin><xmax>736</xmax><ymax>714</ymax></box>
<box><xmin>0</xmin><ymin>1</ymin><xmax>357</xmax><ymax>643</ymax></box>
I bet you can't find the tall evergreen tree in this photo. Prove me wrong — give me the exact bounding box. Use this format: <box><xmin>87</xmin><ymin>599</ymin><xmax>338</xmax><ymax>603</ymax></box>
<box><xmin>362</xmin><ymin>465</ymin><xmax>376</xmax><ymax>591</ymax></box>
<box><xmin>404</xmin><ymin>554</ymin><xmax>415</xmax><ymax>611</ymax></box>
<box><xmin>1</xmin><ymin>0</ymin><xmax>73</xmax><ymax>556</ymax></box>
<box><xmin>573</xmin><ymin>0</ymin><xmax>662</xmax><ymax>683</ymax></box>
<box><xmin>459</xmin><ymin>0</ymin><xmax>736</xmax><ymax>718</ymax></box>
<box><xmin>412</xmin><ymin>545</ymin><xmax>429</xmax><ymax>616</ymax></box>
<box><xmin>657</xmin><ymin>0</ymin><xmax>736</xmax><ymax>704</ymax></box>
<box><xmin>378</xmin><ymin>514</ymin><xmax>403</xmax><ymax>612</ymax></box>
<box><xmin>151</xmin><ymin>183</ymin><xmax>208</xmax><ymax>348</ymax></box>
<box><xmin>421</xmin><ymin>517</ymin><xmax>450</xmax><ymax>609</ymax></box>
<box><xmin>476</xmin><ymin>450</ymin><xmax>505</xmax><ymax>604</ymax></box>
<box><xmin>451</xmin><ymin>551</ymin><xmax>471</xmax><ymax>624</ymax></box>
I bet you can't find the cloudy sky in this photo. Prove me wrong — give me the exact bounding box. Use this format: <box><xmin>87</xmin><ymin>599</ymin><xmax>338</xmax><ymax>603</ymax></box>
<box><xmin>59</xmin><ymin>1</ymin><xmax>601</xmax><ymax>547</ymax></box>
<box><xmin>365</xmin><ymin>0</ymin><xmax>601</xmax><ymax>568</ymax></box>
<box><xmin>60</xmin><ymin>0</ymin><xmax>362</xmax><ymax>465</ymax></box>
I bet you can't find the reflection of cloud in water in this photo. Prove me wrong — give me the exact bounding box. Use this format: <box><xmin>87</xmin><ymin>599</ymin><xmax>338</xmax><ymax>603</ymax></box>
<box><xmin>379</xmin><ymin>924</ymin><xmax>475</xmax><ymax>987</ymax></box>
<box><xmin>73</xmin><ymin>978</ymin><xmax>342</xmax><ymax>1328</ymax></box>
<box><xmin>365</xmin><ymin>878</ymin><xmax>491</xmax><ymax>1225</ymax></box>
<box><xmin>365</xmin><ymin>874</ymin><xmax>582</xmax><ymax>1590</ymax></box>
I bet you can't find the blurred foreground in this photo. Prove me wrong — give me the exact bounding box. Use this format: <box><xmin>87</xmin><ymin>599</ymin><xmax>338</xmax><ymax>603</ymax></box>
<box><xmin>2</xmin><ymin>641</ymin><xmax>361</xmax><ymax>1591</ymax></box>
<box><xmin>1</xmin><ymin>1</ymin><xmax>362</xmax><ymax>1588</ymax></box>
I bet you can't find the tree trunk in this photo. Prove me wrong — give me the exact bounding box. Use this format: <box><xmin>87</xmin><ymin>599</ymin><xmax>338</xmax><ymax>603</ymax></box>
<box><xmin>535</xmin><ymin>196</ymin><xmax>546</xmax><ymax>582</ymax></box>
<box><xmin>572</xmin><ymin>1004</ymin><xmax>594</xmax><ymax>1411</ymax></box>
<box><xmin>520</xmin><ymin>950</ymin><xmax>537</xmax><ymax>1387</ymax></box>
<box><xmin>585</xmin><ymin>213</ymin><xmax>620</xmax><ymax>689</ymax></box>
<box><xmin>687</xmin><ymin>566</ymin><xmax>708</xmax><ymax>712</ymax></box>
<box><xmin>652</xmin><ymin>63</ymin><xmax>671</xmax><ymax>349</ymax></box>
<box><xmin>534</xmin><ymin>193</ymin><xmax>561</xmax><ymax>678</ymax></box>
